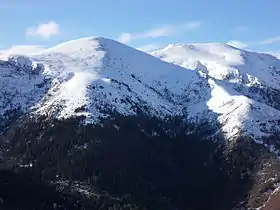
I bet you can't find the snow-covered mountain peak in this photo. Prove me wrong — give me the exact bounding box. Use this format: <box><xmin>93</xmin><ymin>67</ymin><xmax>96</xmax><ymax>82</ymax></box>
<box><xmin>156</xmin><ymin>43</ymin><xmax>242</xmax><ymax>63</ymax></box>
<box><xmin>24</xmin><ymin>37</ymin><xmax>197</xmax><ymax>121</ymax></box>
<box><xmin>152</xmin><ymin>43</ymin><xmax>280</xmax><ymax>89</ymax></box>
<box><xmin>2</xmin><ymin>38</ymin><xmax>280</xmax><ymax>210</ymax></box>
<box><xmin>2</xmin><ymin>37</ymin><xmax>280</xmax><ymax>143</ymax></box>
<box><xmin>152</xmin><ymin>42</ymin><xmax>280</xmax><ymax>141</ymax></box>
<box><xmin>40</xmin><ymin>36</ymin><xmax>103</xmax><ymax>54</ymax></box>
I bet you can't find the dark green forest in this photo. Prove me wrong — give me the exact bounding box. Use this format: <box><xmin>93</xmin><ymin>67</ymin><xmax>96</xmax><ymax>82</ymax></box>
<box><xmin>0</xmin><ymin>114</ymin><xmax>279</xmax><ymax>209</ymax></box>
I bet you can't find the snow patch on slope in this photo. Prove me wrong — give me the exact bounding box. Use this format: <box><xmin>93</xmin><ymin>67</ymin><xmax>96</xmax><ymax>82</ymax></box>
<box><xmin>30</xmin><ymin>37</ymin><xmax>197</xmax><ymax>121</ymax></box>
<box><xmin>153</xmin><ymin>43</ymin><xmax>280</xmax><ymax>89</ymax></box>
<box><xmin>0</xmin><ymin>56</ymin><xmax>49</xmax><ymax>128</ymax></box>
<box><xmin>152</xmin><ymin>43</ymin><xmax>280</xmax><ymax>139</ymax></box>
<box><xmin>1</xmin><ymin>37</ymin><xmax>280</xmax><ymax>141</ymax></box>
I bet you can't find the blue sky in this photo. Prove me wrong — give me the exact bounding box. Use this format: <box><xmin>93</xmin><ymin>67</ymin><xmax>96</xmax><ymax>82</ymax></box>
<box><xmin>1</xmin><ymin>0</ymin><xmax>280</xmax><ymax>53</ymax></box>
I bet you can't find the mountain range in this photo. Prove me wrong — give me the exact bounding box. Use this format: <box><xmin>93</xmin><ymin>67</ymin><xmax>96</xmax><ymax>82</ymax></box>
<box><xmin>1</xmin><ymin>37</ymin><xmax>280</xmax><ymax>209</ymax></box>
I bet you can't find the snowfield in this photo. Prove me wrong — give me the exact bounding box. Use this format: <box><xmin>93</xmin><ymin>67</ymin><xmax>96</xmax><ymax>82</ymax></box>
<box><xmin>1</xmin><ymin>37</ymin><xmax>280</xmax><ymax>142</ymax></box>
<box><xmin>152</xmin><ymin>43</ymin><xmax>280</xmax><ymax>139</ymax></box>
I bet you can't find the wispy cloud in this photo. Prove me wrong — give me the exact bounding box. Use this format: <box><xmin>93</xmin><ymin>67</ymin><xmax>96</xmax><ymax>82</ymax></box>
<box><xmin>137</xmin><ymin>43</ymin><xmax>164</xmax><ymax>52</ymax></box>
<box><xmin>0</xmin><ymin>45</ymin><xmax>46</xmax><ymax>59</ymax></box>
<box><xmin>258</xmin><ymin>36</ymin><xmax>280</xmax><ymax>45</ymax></box>
<box><xmin>226</xmin><ymin>35</ymin><xmax>280</xmax><ymax>50</ymax></box>
<box><xmin>0</xmin><ymin>45</ymin><xmax>45</xmax><ymax>56</ymax></box>
<box><xmin>118</xmin><ymin>21</ymin><xmax>201</xmax><ymax>44</ymax></box>
<box><xmin>118</xmin><ymin>33</ymin><xmax>133</xmax><ymax>44</ymax></box>
<box><xmin>227</xmin><ymin>40</ymin><xmax>248</xmax><ymax>49</ymax></box>
<box><xmin>26</xmin><ymin>21</ymin><xmax>60</xmax><ymax>39</ymax></box>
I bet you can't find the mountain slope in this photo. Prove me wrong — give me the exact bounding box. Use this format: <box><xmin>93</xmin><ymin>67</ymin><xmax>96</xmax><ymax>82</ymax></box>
<box><xmin>152</xmin><ymin>43</ymin><xmax>280</xmax><ymax>88</ymax></box>
<box><xmin>20</xmin><ymin>37</ymin><xmax>199</xmax><ymax>121</ymax></box>
<box><xmin>2</xmin><ymin>38</ymin><xmax>280</xmax><ymax>142</ymax></box>
<box><xmin>152</xmin><ymin>43</ymin><xmax>280</xmax><ymax>141</ymax></box>
<box><xmin>0</xmin><ymin>56</ymin><xmax>50</xmax><ymax>130</ymax></box>
<box><xmin>1</xmin><ymin>37</ymin><xmax>280</xmax><ymax>209</ymax></box>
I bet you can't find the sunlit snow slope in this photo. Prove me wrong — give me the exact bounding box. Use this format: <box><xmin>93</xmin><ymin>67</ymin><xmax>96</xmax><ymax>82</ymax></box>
<box><xmin>1</xmin><ymin>37</ymin><xmax>280</xmax><ymax>143</ymax></box>
<box><xmin>152</xmin><ymin>43</ymin><xmax>280</xmax><ymax>140</ymax></box>
<box><xmin>1</xmin><ymin>37</ymin><xmax>199</xmax><ymax>126</ymax></box>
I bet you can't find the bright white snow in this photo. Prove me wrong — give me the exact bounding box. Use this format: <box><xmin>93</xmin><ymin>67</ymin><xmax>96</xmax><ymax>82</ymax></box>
<box><xmin>152</xmin><ymin>43</ymin><xmax>280</xmax><ymax>139</ymax></box>
<box><xmin>1</xmin><ymin>37</ymin><xmax>280</xmax><ymax>143</ymax></box>
<box><xmin>30</xmin><ymin>37</ymin><xmax>196</xmax><ymax>121</ymax></box>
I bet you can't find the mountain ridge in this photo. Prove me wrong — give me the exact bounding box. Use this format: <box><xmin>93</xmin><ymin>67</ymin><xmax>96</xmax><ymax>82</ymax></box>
<box><xmin>2</xmin><ymin>37</ymin><xmax>280</xmax><ymax>142</ymax></box>
<box><xmin>152</xmin><ymin>42</ymin><xmax>280</xmax><ymax>141</ymax></box>
<box><xmin>1</xmin><ymin>37</ymin><xmax>280</xmax><ymax>209</ymax></box>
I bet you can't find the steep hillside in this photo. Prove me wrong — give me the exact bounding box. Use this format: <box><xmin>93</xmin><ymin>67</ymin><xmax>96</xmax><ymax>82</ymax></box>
<box><xmin>32</xmin><ymin>37</ymin><xmax>201</xmax><ymax>120</ymax></box>
<box><xmin>1</xmin><ymin>37</ymin><xmax>280</xmax><ymax>209</ymax></box>
<box><xmin>152</xmin><ymin>43</ymin><xmax>280</xmax><ymax>144</ymax></box>
<box><xmin>0</xmin><ymin>56</ymin><xmax>50</xmax><ymax>131</ymax></box>
<box><xmin>2</xmin><ymin>114</ymin><xmax>280</xmax><ymax>210</ymax></box>
<box><xmin>1</xmin><ymin>37</ymin><xmax>202</xmax><ymax>126</ymax></box>
<box><xmin>2</xmin><ymin>38</ymin><xmax>280</xmax><ymax>141</ymax></box>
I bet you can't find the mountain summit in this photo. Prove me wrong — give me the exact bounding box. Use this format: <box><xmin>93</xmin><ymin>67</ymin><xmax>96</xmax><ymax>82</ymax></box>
<box><xmin>1</xmin><ymin>37</ymin><xmax>198</xmax><ymax>123</ymax></box>
<box><xmin>1</xmin><ymin>37</ymin><xmax>280</xmax><ymax>209</ymax></box>
<box><xmin>2</xmin><ymin>37</ymin><xmax>280</xmax><ymax>140</ymax></box>
<box><xmin>152</xmin><ymin>43</ymin><xmax>280</xmax><ymax>140</ymax></box>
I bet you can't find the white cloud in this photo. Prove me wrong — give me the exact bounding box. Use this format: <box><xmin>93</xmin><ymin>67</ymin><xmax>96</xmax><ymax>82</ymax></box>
<box><xmin>137</xmin><ymin>43</ymin><xmax>164</xmax><ymax>53</ymax></box>
<box><xmin>227</xmin><ymin>36</ymin><xmax>280</xmax><ymax>48</ymax></box>
<box><xmin>118</xmin><ymin>21</ymin><xmax>201</xmax><ymax>44</ymax></box>
<box><xmin>0</xmin><ymin>45</ymin><xmax>46</xmax><ymax>58</ymax></box>
<box><xmin>258</xmin><ymin>36</ymin><xmax>280</xmax><ymax>45</ymax></box>
<box><xmin>227</xmin><ymin>40</ymin><xmax>248</xmax><ymax>49</ymax></box>
<box><xmin>26</xmin><ymin>21</ymin><xmax>60</xmax><ymax>39</ymax></box>
<box><xmin>118</xmin><ymin>33</ymin><xmax>133</xmax><ymax>44</ymax></box>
